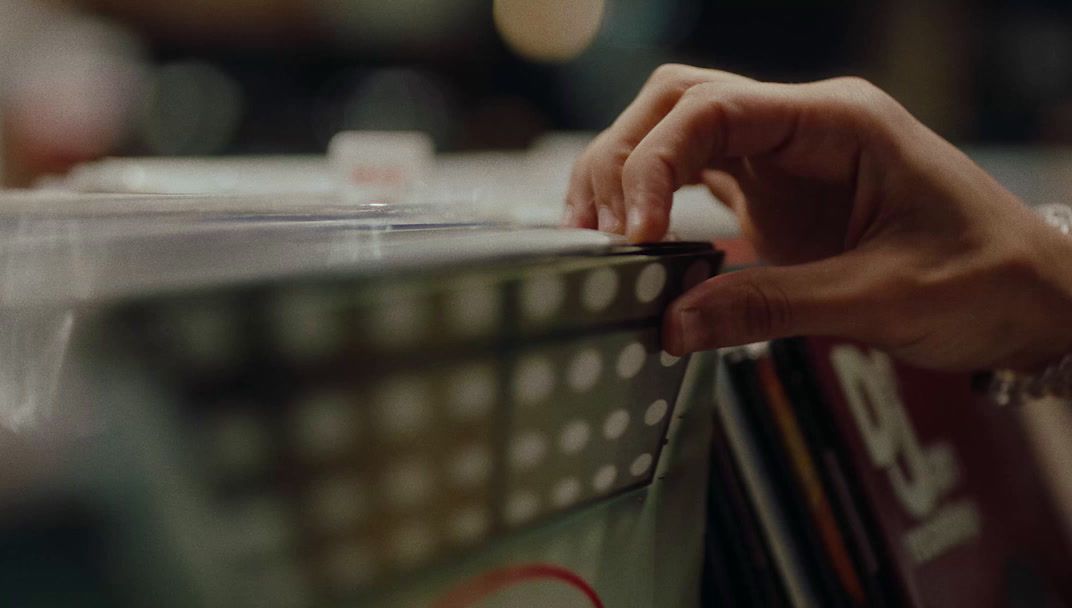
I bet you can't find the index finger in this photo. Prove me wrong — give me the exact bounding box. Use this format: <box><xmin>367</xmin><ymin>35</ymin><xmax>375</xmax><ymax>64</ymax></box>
<box><xmin>609</xmin><ymin>65</ymin><xmax>753</xmax><ymax>148</ymax></box>
<box><xmin>563</xmin><ymin>66</ymin><xmax>751</xmax><ymax>231</ymax></box>
<box><xmin>621</xmin><ymin>78</ymin><xmax>874</xmax><ymax>242</ymax></box>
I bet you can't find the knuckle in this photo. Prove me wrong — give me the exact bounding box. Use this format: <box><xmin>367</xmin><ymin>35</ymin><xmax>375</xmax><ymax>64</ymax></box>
<box><xmin>831</xmin><ymin>75</ymin><xmax>878</xmax><ymax>93</ymax></box>
<box><xmin>649</xmin><ymin>63</ymin><xmax>690</xmax><ymax>86</ymax></box>
<box><xmin>647</xmin><ymin>63</ymin><xmax>709</xmax><ymax>103</ymax></box>
<box><xmin>732</xmin><ymin>280</ymin><xmax>794</xmax><ymax>339</ymax></box>
<box><xmin>824</xmin><ymin>79</ymin><xmax>915</xmax><ymax>144</ymax></box>
<box><xmin>620</xmin><ymin>147</ymin><xmax>674</xmax><ymax>201</ymax></box>
<box><xmin>829</xmin><ymin>76</ymin><xmax>884</xmax><ymax>102</ymax></box>
<box><xmin>825</xmin><ymin>76</ymin><xmax>902</xmax><ymax>120</ymax></box>
<box><xmin>680</xmin><ymin>80</ymin><xmax>718</xmax><ymax>102</ymax></box>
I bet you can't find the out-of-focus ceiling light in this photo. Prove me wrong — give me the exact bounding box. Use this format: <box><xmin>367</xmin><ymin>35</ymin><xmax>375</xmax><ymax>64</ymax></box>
<box><xmin>494</xmin><ymin>0</ymin><xmax>605</xmax><ymax>63</ymax></box>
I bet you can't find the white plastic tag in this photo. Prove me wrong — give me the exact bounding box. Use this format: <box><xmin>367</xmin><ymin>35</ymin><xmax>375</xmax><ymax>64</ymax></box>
<box><xmin>328</xmin><ymin>131</ymin><xmax>434</xmax><ymax>204</ymax></box>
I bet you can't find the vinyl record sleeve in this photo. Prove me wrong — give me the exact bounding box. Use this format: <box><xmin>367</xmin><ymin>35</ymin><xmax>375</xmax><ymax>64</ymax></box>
<box><xmin>755</xmin><ymin>355</ymin><xmax>868</xmax><ymax>606</ymax></box>
<box><xmin>726</xmin><ymin>350</ymin><xmax>845</xmax><ymax>607</ymax></box>
<box><xmin>769</xmin><ymin>339</ymin><xmax>897</xmax><ymax>607</ymax></box>
<box><xmin>714</xmin><ymin>352</ymin><xmax>819</xmax><ymax>608</ymax></box>
<box><xmin>801</xmin><ymin>337</ymin><xmax>1072</xmax><ymax>608</ymax></box>
<box><xmin>706</xmin><ymin>411</ymin><xmax>787</xmax><ymax>607</ymax></box>
<box><xmin>701</xmin><ymin>418</ymin><xmax>750</xmax><ymax>607</ymax></box>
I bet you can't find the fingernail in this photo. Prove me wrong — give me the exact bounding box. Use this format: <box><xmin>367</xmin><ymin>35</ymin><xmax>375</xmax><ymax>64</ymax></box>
<box><xmin>598</xmin><ymin>206</ymin><xmax>621</xmax><ymax>233</ymax></box>
<box><xmin>626</xmin><ymin>207</ymin><xmax>644</xmax><ymax>241</ymax></box>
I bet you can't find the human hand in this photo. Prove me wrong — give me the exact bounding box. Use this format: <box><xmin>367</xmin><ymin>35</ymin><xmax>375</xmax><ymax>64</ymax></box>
<box><xmin>562</xmin><ymin>65</ymin><xmax>1072</xmax><ymax>371</ymax></box>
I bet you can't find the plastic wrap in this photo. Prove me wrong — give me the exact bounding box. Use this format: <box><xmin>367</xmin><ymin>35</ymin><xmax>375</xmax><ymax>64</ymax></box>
<box><xmin>0</xmin><ymin>182</ymin><xmax>725</xmax><ymax>608</ymax></box>
<box><xmin>0</xmin><ymin>191</ymin><xmax>621</xmax><ymax>430</ymax></box>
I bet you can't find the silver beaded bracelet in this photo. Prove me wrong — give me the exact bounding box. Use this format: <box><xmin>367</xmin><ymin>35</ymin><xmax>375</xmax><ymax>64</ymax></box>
<box><xmin>988</xmin><ymin>354</ymin><xmax>1072</xmax><ymax>407</ymax></box>
<box><xmin>987</xmin><ymin>203</ymin><xmax>1072</xmax><ymax>407</ymax></box>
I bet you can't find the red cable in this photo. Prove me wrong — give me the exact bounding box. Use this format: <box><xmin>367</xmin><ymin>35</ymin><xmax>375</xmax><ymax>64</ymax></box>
<box><xmin>430</xmin><ymin>563</ymin><xmax>604</xmax><ymax>608</ymax></box>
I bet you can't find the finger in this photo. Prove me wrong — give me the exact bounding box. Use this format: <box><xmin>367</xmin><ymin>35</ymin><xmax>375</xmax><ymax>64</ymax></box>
<box><xmin>622</xmin><ymin>80</ymin><xmax>804</xmax><ymax>242</ymax></box>
<box><xmin>662</xmin><ymin>252</ymin><xmax>875</xmax><ymax>354</ymax></box>
<box><xmin>563</xmin><ymin>153</ymin><xmax>598</xmax><ymax>228</ymax></box>
<box><xmin>608</xmin><ymin>65</ymin><xmax>753</xmax><ymax>150</ymax></box>
<box><xmin>583</xmin><ymin>66</ymin><xmax>751</xmax><ymax>234</ymax></box>
<box><xmin>622</xmin><ymin>78</ymin><xmax>886</xmax><ymax>243</ymax></box>
<box><xmin>592</xmin><ymin>151</ymin><xmax>627</xmax><ymax>233</ymax></box>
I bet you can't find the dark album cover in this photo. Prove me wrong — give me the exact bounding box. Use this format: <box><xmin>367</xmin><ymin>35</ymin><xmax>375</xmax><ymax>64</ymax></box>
<box><xmin>769</xmin><ymin>339</ymin><xmax>898</xmax><ymax>607</ymax></box>
<box><xmin>714</xmin><ymin>352</ymin><xmax>819</xmax><ymax>608</ymax></box>
<box><xmin>755</xmin><ymin>355</ymin><xmax>868</xmax><ymax>606</ymax></box>
<box><xmin>705</xmin><ymin>410</ymin><xmax>788</xmax><ymax>607</ymax></box>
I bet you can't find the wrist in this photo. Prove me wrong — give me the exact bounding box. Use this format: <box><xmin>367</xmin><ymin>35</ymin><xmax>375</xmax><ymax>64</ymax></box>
<box><xmin>1038</xmin><ymin>206</ymin><xmax>1072</xmax><ymax>358</ymax></box>
<box><xmin>989</xmin><ymin>204</ymin><xmax>1072</xmax><ymax>405</ymax></box>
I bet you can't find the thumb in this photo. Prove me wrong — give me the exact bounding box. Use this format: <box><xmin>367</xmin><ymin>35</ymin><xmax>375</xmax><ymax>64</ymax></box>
<box><xmin>662</xmin><ymin>253</ymin><xmax>872</xmax><ymax>354</ymax></box>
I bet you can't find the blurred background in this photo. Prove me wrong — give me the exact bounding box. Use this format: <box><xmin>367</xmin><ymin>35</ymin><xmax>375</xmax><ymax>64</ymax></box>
<box><xmin>1</xmin><ymin>0</ymin><xmax>1071</xmax><ymax>186</ymax></box>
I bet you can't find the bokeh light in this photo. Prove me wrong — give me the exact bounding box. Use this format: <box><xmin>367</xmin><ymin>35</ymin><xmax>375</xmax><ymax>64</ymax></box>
<box><xmin>1</xmin><ymin>7</ymin><xmax>145</xmax><ymax>183</ymax></box>
<box><xmin>493</xmin><ymin>0</ymin><xmax>606</xmax><ymax>63</ymax></box>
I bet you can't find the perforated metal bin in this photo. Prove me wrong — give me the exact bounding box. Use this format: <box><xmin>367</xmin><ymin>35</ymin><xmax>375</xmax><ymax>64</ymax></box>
<box><xmin>0</xmin><ymin>198</ymin><xmax>723</xmax><ymax>608</ymax></box>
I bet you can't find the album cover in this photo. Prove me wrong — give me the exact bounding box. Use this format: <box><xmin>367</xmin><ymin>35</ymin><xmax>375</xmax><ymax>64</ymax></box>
<box><xmin>769</xmin><ymin>338</ymin><xmax>899</xmax><ymax>607</ymax></box>
<box><xmin>706</xmin><ymin>410</ymin><xmax>788</xmax><ymax>607</ymax></box>
<box><xmin>755</xmin><ymin>355</ymin><xmax>868</xmax><ymax>606</ymax></box>
<box><xmin>800</xmin><ymin>337</ymin><xmax>1072</xmax><ymax>607</ymax></box>
<box><xmin>726</xmin><ymin>349</ymin><xmax>849</xmax><ymax>607</ymax></box>
<box><xmin>714</xmin><ymin>352</ymin><xmax>819</xmax><ymax>608</ymax></box>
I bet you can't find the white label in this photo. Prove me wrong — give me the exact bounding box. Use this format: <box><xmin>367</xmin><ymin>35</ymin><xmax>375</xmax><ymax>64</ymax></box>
<box><xmin>829</xmin><ymin>345</ymin><xmax>980</xmax><ymax>563</ymax></box>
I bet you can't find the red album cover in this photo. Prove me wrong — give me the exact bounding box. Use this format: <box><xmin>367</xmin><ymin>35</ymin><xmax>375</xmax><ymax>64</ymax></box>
<box><xmin>801</xmin><ymin>337</ymin><xmax>1072</xmax><ymax>607</ymax></box>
